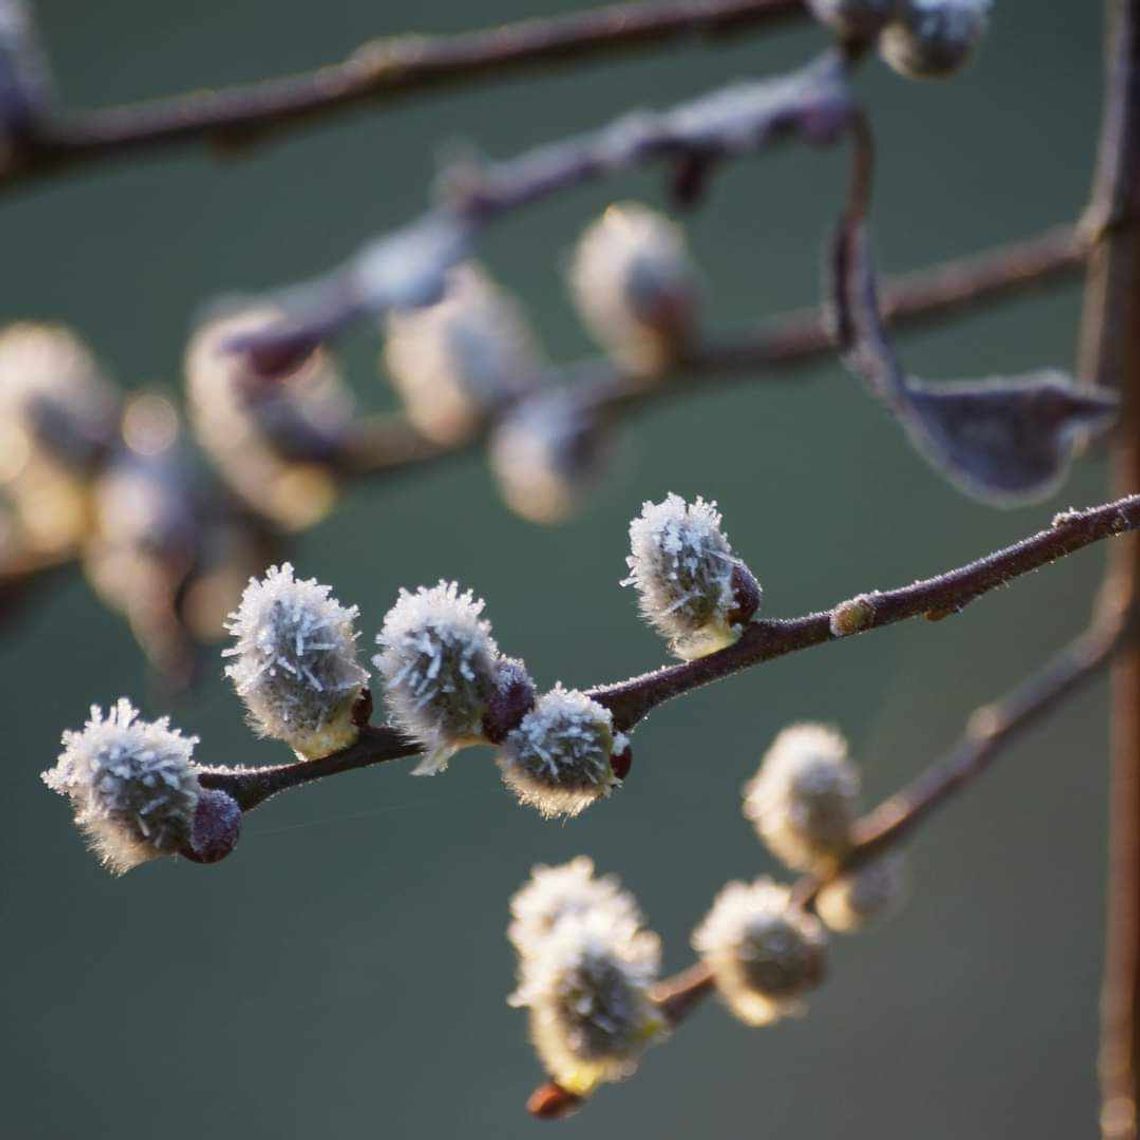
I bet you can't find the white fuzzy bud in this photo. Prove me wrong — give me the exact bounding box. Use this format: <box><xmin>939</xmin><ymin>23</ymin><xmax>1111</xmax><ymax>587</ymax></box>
<box><xmin>185</xmin><ymin>308</ymin><xmax>354</xmax><ymax>531</ymax></box>
<box><xmin>692</xmin><ymin>878</ymin><xmax>827</xmax><ymax>1027</ymax></box>
<box><xmin>42</xmin><ymin>699</ymin><xmax>200</xmax><ymax>875</ymax></box>
<box><xmin>743</xmin><ymin>723</ymin><xmax>860</xmax><ymax>872</ymax></box>
<box><xmin>816</xmin><ymin>853</ymin><xmax>908</xmax><ymax>933</ymax></box>
<box><xmin>224</xmin><ymin>563</ymin><xmax>369</xmax><ymax>759</ymax></box>
<box><xmin>623</xmin><ymin>492</ymin><xmax>761</xmax><ymax>660</ymax></box>
<box><xmin>511</xmin><ymin>908</ymin><xmax>666</xmax><ymax>1096</ymax></box>
<box><xmin>498</xmin><ymin>686</ymin><xmax>623</xmax><ymax>818</ymax></box>
<box><xmin>383</xmin><ymin>263</ymin><xmax>543</xmax><ymax>445</ymax></box>
<box><xmin>808</xmin><ymin>0</ymin><xmax>898</xmax><ymax>38</ymax></box>
<box><xmin>569</xmin><ymin>202</ymin><xmax>698</xmax><ymax>376</ymax></box>
<box><xmin>508</xmin><ymin>856</ymin><xmax>644</xmax><ymax>958</ymax></box>
<box><xmin>879</xmin><ymin>0</ymin><xmax>991</xmax><ymax>79</ymax></box>
<box><xmin>373</xmin><ymin>580</ymin><xmax>505</xmax><ymax>774</ymax></box>
<box><xmin>488</xmin><ymin>390</ymin><xmax>610</xmax><ymax>525</ymax></box>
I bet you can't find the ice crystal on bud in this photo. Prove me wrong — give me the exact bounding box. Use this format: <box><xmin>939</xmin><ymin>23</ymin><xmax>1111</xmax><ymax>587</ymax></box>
<box><xmin>383</xmin><ymin>264</ymin><xmax>543</xmax><ymax>445</ymax></box>
<box><xmin>808</xmin><ymin>0</ymin><xmax>898</xmax><ymax>38</ymax></box>
<box><xmin>509</xmin><ymin>857</ymin><xmax>644</xmax><ymax>957</ymax></box>
<box><xmin>624</xmin><ymin>492</ymin><xmax>760</xmax><ymax>660</ymax></box>
<box><xmin>880</xmin><ymin>0</ymin><xmax>992</xmax><ymax>79</ymax></box>
<box><xmin>568</xmin><ymin>202</ymin><xmax>698</xmax><ymax>376</ymax></box>
<box><xmin>488</xmin><ymin>391</ymin><xmax>609</xmax><ymax>525</ymax></box>
<box><xmin>511</xmin><ymin>909</ymin><xmax>666</xmax><ymax>1096</ymax></box>
<box><xmin>816</xmin><ymin>853</ymin><xmax>908</xmax><ymax>933</ymax></box>
<box><xmin>42</xmin><ymin>699</ymin><xmax>200</xmax><ymax>875</ymax></box>
<box><xmin>224</xmin><ymin>563</ymin><xmax>368</xmax><ymax>759</ymax></box>
<box><xmin>743</xmin><ymin>724</ymin><xmax>860</xmax><ymax>872</ymax></box>
<box><xmin>374</xmin><ymin>580</ymin><xmax>503</xmax><ymax>774</ymax></box>
<box><xmin>498</xmin><ymin>686</ymin><xmax>623</xmax><ymax>818</ymax></box>
<box><xmin>692</xmin><ymin>878</ymin><xmax>827</xmax><ymax>1026</ymax></box>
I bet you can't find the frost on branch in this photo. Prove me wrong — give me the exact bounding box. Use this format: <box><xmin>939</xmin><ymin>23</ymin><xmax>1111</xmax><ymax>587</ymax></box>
<box><xmin>743</xmin><ymin>723</ymin><xmax>860</xmax><ymax>873</ymax></box>
<box><xmin>42</xmin><ymin>699</ymin><xmax>200</xmax><ymax>875</ymax></box>
<box><xmin>692</xmin><ymin>877</ymin><xmax>828</xmax><ymax>1027</ymax></box>
<box><xmin>510</xmin><ymin>896</ymin><xmax>666</xmax><ymax>1097</ymax></box>
<box><xmin>373</xmin><ymin>580</ymin><xmax>510</xmax><ymax>774</ymax></box>
<box><xmin>186</xmin><ymin>307</ymin><xmax>356</xmax><ymax>532</ymax></box>
<box><xmin>816</xmin><ymin>852</ymin><xmax>908</xmax><ymax>933</ymax></box>
<box><xmin>488</xmin><ymin>390</ymin><xmax>610</xmax><ymax>525</ymax></box>
<box><xmin>508</xmin><ymin>856</ymin><xmax>644</xmax><ymax>958</ymax></box>
<box><xmin>383</xmin><ymin>263</ymin><xmax>543</xmax><ymax>445</ymax></box>
<box><xmin>568</xmin><ymin>202</ymin><xmax>698</xmax><ymax>377</ymax></box>
<box><xmin>879</xmin><ymin>0</ymin><xmax>993</xmax><ymax>80</ymax></box>
<box><xmin>224</xmin><ymin>563</ymin><xmax>368</xmax><ymax>759</ymax></box>
<box><xmin>624</xmin><ymin>492</ymin><xmax>761</xmax><ymax>660</ymax></box>
<box><xmin>498</xmin><ymin>685</ymin><xmax>625</xmax><ymax>818</ymax></box>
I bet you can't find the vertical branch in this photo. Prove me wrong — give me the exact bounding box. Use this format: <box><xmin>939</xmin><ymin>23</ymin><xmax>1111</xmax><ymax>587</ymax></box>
<box><xmin>1080</xmin><ymin>3</ymin><xmax>1140</xmax><ymax>1137</ymax></box>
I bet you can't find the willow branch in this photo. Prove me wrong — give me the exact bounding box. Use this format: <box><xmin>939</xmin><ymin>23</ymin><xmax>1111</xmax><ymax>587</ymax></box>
<box><xmin>198</xmin><ymin>492</ymin><xmax>1140</xmax><ymax>812</ymax></box>
<box><xmin>340</xmin><ymin>220</ymin><xmax>1088</xmax><ymax>479</ymax></box>
<box><xmin>6</xmin><ymin>0</ymin><xmax>808</xmax><ymax>191</ymax></box>
<box><xmin>527</xmin><ymin>608</ymin><xmax>1128</xmax><ymax>1120</ymax></box>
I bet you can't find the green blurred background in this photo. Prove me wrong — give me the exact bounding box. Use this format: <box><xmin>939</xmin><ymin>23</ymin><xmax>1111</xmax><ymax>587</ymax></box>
<box><xmin>1</xmin><ymin>2</ymin><xmax>1113</xmax><ymax>1137</ymax></box>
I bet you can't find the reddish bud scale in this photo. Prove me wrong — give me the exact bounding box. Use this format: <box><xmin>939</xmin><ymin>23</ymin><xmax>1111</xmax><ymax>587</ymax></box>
<box><xmin>482</xmin><ymin>658</ymin><xmax>537</xmax><ymax>744</ymax></box>
<box><xmin>181</xmin><ymin>788</ymin><xmax>242</xmax><ymax>865</ymax></box>
<box><xmin>726</xmin><ymin>560</ymin><xmax>762</xmax><ymax>629</ymax></box>
<box><xmin>610</xmin><ymin>743</ymin><xmax>633</xmax><ymax>781</ymax></box>
<box><xmin>526</xmin><ymin>1083</ymin><xmax>583</xmax><ymax>1120</ymax></box>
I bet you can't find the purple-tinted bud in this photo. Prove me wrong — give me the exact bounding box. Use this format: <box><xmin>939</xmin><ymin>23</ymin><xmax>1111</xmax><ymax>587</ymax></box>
<box><xmin>483</xmin><ymin>656</ymin><xmax>538</xmax><ymax>744</ymax></box>
<box><xmin>182</xmin><ymin>788</ymin><xmax>242</xmax><ymax>865</ymax></box>
<box><xmin>726</xmin><ymin>561</ymin><xmax>762</xmax><ymax>629</ymax></box>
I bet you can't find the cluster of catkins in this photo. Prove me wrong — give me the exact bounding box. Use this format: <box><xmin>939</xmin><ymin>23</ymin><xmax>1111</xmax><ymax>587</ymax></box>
<box><xmin>508</xmin><ymin>724</ymin><xmax>906</xmax><ymax>1102</ymax></box>
<box><xmin>808</xmin><ymin>0</ymin><xmax>992</xmax><ymax>78</ymax></box>
<box><xmin>42</xmin><ymin>491</ymin><xmax>763</xmax><ymax>872</ymax></box>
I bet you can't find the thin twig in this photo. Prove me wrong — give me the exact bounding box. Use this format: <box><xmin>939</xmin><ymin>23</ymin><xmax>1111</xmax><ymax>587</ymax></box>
<box><xmin>340</xmin><ymin>221</ymin><xmax>1088</xmax><ymax>479</ymax></box>
<box><xmin>198</xmin><ymin>492</ymin><xmax>1140</xmax><ymax>811</ymax></box>
<box><xmin>5</xmin><ymin>0</ymin><xmax>808</xmax><ymax>190</ymax></box>
<box><xmin>526</xmin><ymin>609</ymin><xmax>1127</xmax><ymax>1119</ymax></box>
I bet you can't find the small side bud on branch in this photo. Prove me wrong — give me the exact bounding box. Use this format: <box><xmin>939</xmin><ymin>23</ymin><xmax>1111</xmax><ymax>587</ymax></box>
<box><xmin>383</xmin><ymin>263</ymin><xmax>543</xmax><ymax>445</ymax></box>
<box><xmin>224</xmin><ymin>563</ymin><xmax>369</xmax><ymax>759</ymax></box>
<box><xmin>815</xmin><ymin>852</ymin><xmax>908</xmax><ymax>932</ymax></box>
<box><xmin>568</xmin><ymin>202</ymin><xmax>699</xmax><ymax>378</ymax></box>
<box><xmin>830</xmin><ymin>591</ymin><xmax>878</xmax><ymax>637</ymax></box>
<box><xmin>624</xmin><ymin>492</ymin><xmax>761</xmax><ymax>660</ymax></box>
<box><xmin>498</xmin><ymin>686</ymin><xmax>627</xmax><ymax>818</ymax></box>
<box><xmin>692</xmin><ymin>878</ymin><xmax>828</xmax><ymax>1026</ymax></box>
<box><xmin>743</xmin><ymin>723</ymin><xmax>860</xmax><ymax>873</ymax></box>
<box><xmin>42</xmin><ymin>699</ymin><xmax>201</xmax><ymax>875</ymax></box>
<box><xmin>181</xmin><ymin>788</ymin><xmax>243</xmax><ymax>865</ymax></box>
<box><xmin>879</xmin><ymin>0</ymin><xmax>992</xmax><ymax>80</ymax></box>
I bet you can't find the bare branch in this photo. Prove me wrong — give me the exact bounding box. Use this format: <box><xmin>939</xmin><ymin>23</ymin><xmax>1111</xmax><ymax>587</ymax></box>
<box><xmin>526</xmin><ymin>608</ymin><xmax>1127</xmax><ymax>1120</ymax></box>
<box><xmin>6</xmin><ymin>0</ymin><xmax>809</xmax><ymax>190</ymax></box>
<box><xmin>197</xmin><ymin>492</ymin><xmax>1140</xmax><ymax>813</ymax></box>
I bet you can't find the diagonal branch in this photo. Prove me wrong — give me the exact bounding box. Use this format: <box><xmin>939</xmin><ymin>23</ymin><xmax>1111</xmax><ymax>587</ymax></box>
<box><xmin>6</xmin><ymin>0</ymin><xmax>808</xmax><ymax>190</ymax></box>
<box><xmin>527</xmin><ymin>606</ymin><xmax>1129</xmax><ymax>1119</ymax></box>
<box><xmin>199</xmin><ymin>492</ymin><xmax>1140</xmax><ymax>812</ymax></box>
